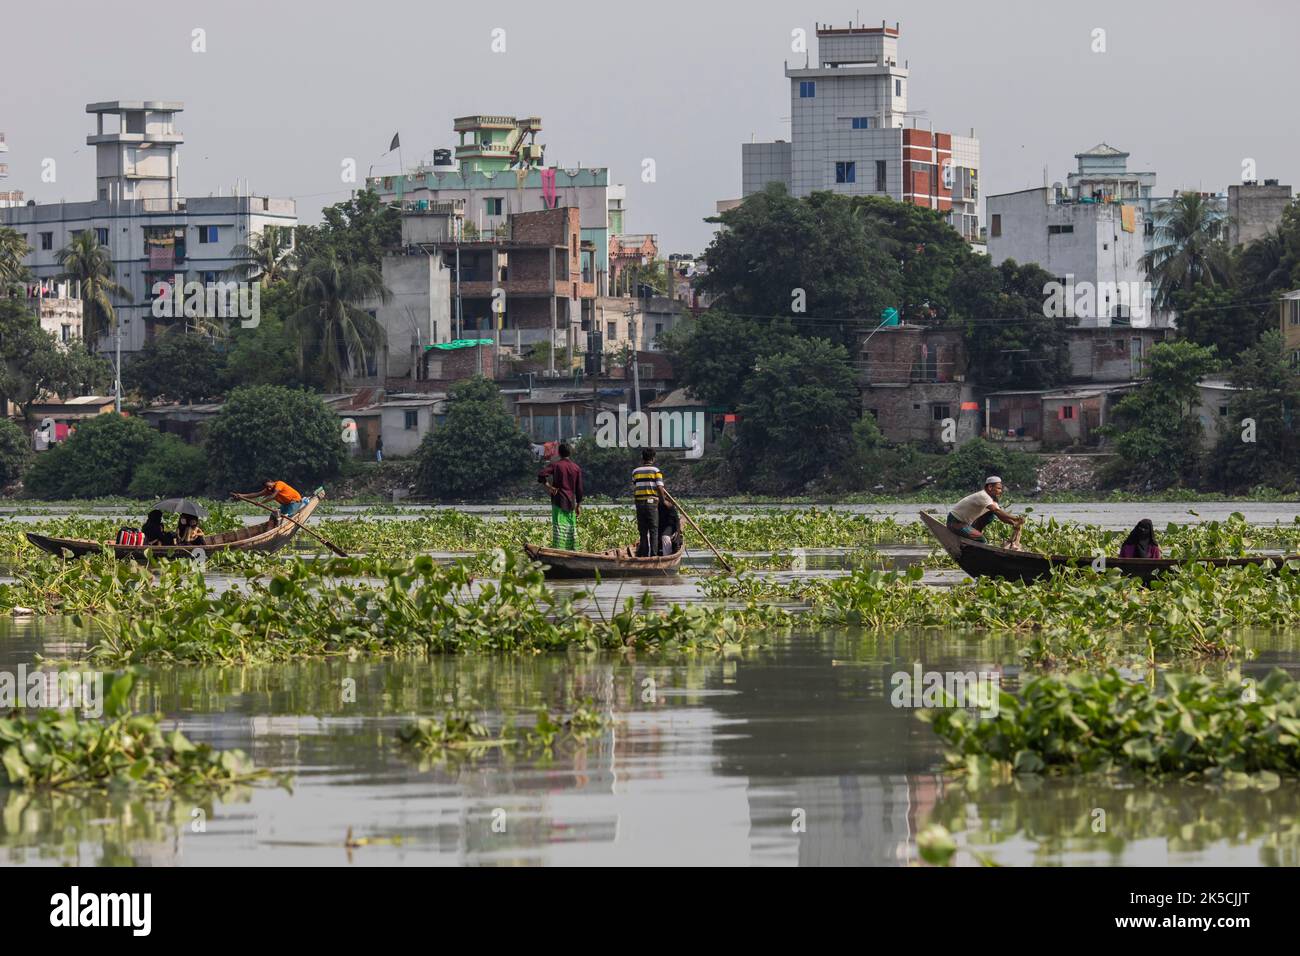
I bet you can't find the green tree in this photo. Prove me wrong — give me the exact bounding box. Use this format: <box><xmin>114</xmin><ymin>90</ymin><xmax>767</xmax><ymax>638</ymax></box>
<box><xmin>0</xmin><ymin>418</ymin><xmax>33</xmax><ymax>487</ymax></box>
<box><xmin>573</xmin><ymin>440</ymin><xmax>636</xmax><ymax>498</ymax></box>
<box><xmin>204</xmin><ymin>385</ymin><xmax>346</xmax><ymax>493</ymax></box>
<box><xmin>1142</xmin><ymin>192</ymin><xmax>1231</xmax><ymax>313</ymax></box>
<box><xmin>55</xmin><ymin>230</ymin><xmax>131</xmax><ymax>343</ymax></box>
<box><xmin>1101</xmin><ymin>341</ymin><xmax>1222</xmax><ymax>488</ymax></box>
<box><xmin>414</xmin><ymin>377</ymin><xmax>531</xmax><ymax>500</ymax></box>
<box><xmin>936</xmin><ymin>437</ymin><xmax>1038</xmax><ymax>491</ymax></box>
<box><xmin>293</xmin><ymin>189</ymin><xmax>400</xmax><ymax>268</ymax></box>
<box><xmin>0</xmin><ymin>227</ymin><xmax>31</xmax><ymax>292</ymax></box>
<box><xmin>287</xmin><ymin>249</ymin><xmax>388</xmax><ymax>389</ymax></box>
<box><xmin>734</xmin><ymin>337</ymin><xmax>859</xmax><ymax>492</ymax></box>
<box><xmin>1209</xmin><ymin>330</ymin><xmax>1300</xmax><ymax>491</ymax></box>
<box><xmin>122</xmin><ymin>334</ymin><xmax>224</xmax><ymax>404</ymax></box>
<box><xmin>954</xmin><ymin>258</ymin><xmax>1069</xmax><ymax>390</ymax></box>
<box><xmin>0</xmin><ymin>300</ymin><xmax>111</xmax><ymax>426</ymax></box>
<box><xmin>23</xmin><ymin>414</ymin><xmax>161</xmax><ymax>499</ymax></box>
<box><xmin>127</xmin><ymin>434</ymin><xmax>209</xmax><ymax>498</ymax></box>
<box><xmin>660</xmin><ymin>309</ymin><xmax>797</xmax><ymax>410</ymax></box>
<box><xmin>223</xmin><ymin>228</ymin><xmax>293</xmax><ymax>286</ymax></box>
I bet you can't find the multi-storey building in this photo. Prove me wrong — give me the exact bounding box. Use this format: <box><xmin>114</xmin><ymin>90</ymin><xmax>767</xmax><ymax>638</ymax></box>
<box><xmin>741</xmin><ymin>21</ymin><xmax>982</xmax><ymax>245</ymax></box>
<box><xmin>0</xmin><ymin>101</ymin><xmax>297</xmax><ymax>352</ymax></box>
<box><xmin>368</xmin><ymin>115</ymin><xmax>627</xmax><ymax>294</ymax></box>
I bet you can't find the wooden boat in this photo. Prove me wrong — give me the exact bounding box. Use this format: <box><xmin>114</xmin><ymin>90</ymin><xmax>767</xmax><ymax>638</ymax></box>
<box><xmin>918</xmin><ymin>510</ymin><xmax>1300</xmax><ymax>583</ymax></box>
<box><xmin>26</xmin><ymin>491</ymin><xmax>325</xmax><ymax>560</ymax></box>
<box><xmin>523</xmin><ymin>533</ymin><xmax>685</xmax><ymax>579</ymax></box>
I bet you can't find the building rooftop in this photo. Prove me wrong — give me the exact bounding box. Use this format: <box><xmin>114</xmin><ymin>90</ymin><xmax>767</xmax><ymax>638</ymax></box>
<box><xmin>86</xmin><ymin>100</ymin><xmax>184</xmax><ymax>114</ymax></box>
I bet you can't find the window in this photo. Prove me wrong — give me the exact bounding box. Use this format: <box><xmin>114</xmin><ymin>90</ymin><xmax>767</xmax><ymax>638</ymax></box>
<box><xmin>201</xmin><ymin>271</ymin><xmax>219</xmax><ymax>283</ymax></box>
<box><xmin>851</xmin><ymin>117</ymin><xmax>874</xmax><ymax>130</ymax></box>
<box><xmin>895</xmin><ymin>79</ymin><xmax>902</xmax><ymax>97</ymax></box>
<box><xmin>876</xmin><ymin>160</ymin><xmax>887</xmax><ymax>192</ymax></box>
<box><xmin>485</xmin><ymin>197</ymin><xmax>503</xmax><ymax>216</ymax></box>
<box><xmin>655</xmin><ymin>322</ymin><xmax>664</xmax><ymax>337</ymax></box>
<box><xmin>1060</xmin><ymin>405</ymin><xmax>1075</xmax><ymax>420</ymax></box>
<box><xmin>799</xmin><ymin>81</ymin><xmax>815</xmax><ymax>98</ymax></box>
<box><xmin>40</xmin><ymin>232</ymin><xmax>53</xmax><ymax>250</ymax></box>
<box><xmin>932</xmin><ymin>404</ymin><xmax>951</xmax><ymax>422</ymax></box>
<box><xmin>96</xmin><ymin>227</ymin><xmax>109</xmax><ymax>245</ymax></box>
<box><xmin>61</xmin><ymin>324</ymin><xmax>71</xmax><ymax>343</ymax></box>
<box><xmin>606</xmin><ymin>322</ymin><xmax>614</xmax><ymax>338</ymax></box>
<box><xmin>1048</xmin><ymin>224</ymin><xmax>1075</xmax><ymax>235</ymax></box>
<box><xmin>1292</xmin><ymin>350</ymin><xmax>1300</xmax><ymax>369</ymax></box>
<box><xmin>404</xmin><ymin>410</ymin><xmax>419</xmax><ymax>430</ymax></box>
<box><xmin>990</xmin><ymin>214</ymin><xmax>1002</xmax><ymax>238</ymax></box>
<box><xmin>835</xmin><ymin>161</ymin><xmax>856</xmax><ymax>184</ymax></box>
<box><xmin>279</xmin><ymin>226</ymin><xmax>294</xmax><ymax>248</ymax></box>
<box><xmin>639</xmin><ymin>363</ymin><xmax>654</xmax><ymax>379</ymax></box>
<box><xmin>1219</xmin><ymin>404</ymin><xmax>1229</xmax><ymax>417</ymax></box>
<box><xmin>198</xmin><ymin>225</ymin><xmax>218</xmax><ymax>243</ymax></box>
<box><xmin>1144</xmin><ymin>219</ymin><xmax>1154</xmax><ymax>236</ymax></box>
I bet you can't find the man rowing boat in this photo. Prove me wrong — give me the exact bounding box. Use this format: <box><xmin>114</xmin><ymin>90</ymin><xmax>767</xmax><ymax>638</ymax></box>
<box><xmin>236</xmin><ymin>480</ymin><xmax>306</xmax><ymax>525</ymax></box>
<box><xmin>946</xmin><ymin>476</ymin><xmax>1024</xmax><ymax>550</ymax></box>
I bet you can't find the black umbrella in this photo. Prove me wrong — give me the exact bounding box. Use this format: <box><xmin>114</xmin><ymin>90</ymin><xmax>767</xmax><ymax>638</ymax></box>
<box><xmin>151</xmin><ymin>498</ymin><xmax>209</xmax><ymax>519</ymax></box>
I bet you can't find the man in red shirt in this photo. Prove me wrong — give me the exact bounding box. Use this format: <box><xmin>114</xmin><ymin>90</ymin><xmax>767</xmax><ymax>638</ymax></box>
<box><xmin>538</xmin><ymin>443</ymin><xmax>583</xmax><ymax>550</ymax></box>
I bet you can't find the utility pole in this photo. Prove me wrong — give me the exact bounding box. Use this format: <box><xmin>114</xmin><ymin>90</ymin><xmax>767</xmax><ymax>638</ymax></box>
<box><xmin>114</xmin><ymin>316</ymin><xmax>122</xmax><ymax>414</ymax></box>
<box><xmin>628</xmin><ymin>302</ymin><xmax>640</xmax><ymax>413</ymax></box>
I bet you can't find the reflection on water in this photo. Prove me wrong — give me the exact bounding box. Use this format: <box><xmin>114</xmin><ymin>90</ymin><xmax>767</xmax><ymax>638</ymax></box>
<box><xmin>2</xmin><ymin>617</ymin><xmax>1300</xmax><ymax>866</ymax></box>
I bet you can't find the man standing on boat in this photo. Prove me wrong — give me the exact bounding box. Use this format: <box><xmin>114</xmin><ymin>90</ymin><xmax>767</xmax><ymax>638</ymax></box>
<box><xmin>539</xmin><ymin>443</ymin><xmax>583</xmax><ymax>550</ymax></box>
<box><xmin>238</xmin><ymin>480</ymin><xmax>306</xmax><ymax>525</ymax></box>
<box><xmin>946</xmin><ymin>476</ymin><xmax>1024</xmax><ymax>550</ymax></box>
<box><xmin>632</xmin><ymin>449</ymin><xmax>666</xmax><ymax>556</ymax></box>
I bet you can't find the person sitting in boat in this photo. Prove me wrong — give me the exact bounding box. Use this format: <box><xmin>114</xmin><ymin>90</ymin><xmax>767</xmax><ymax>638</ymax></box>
<box><xmin>1118</xmin><ymin>519</ymin><xmax>1161</xmax><ymax>559</ymax></box>
<box><xmin>538</xmin><ymin>443</ymin><xmax>583</xmax><ymax>550</ymax></box>
<box><xmin>241</xmin><ymin>480</ymin><xmax>305</xmax><ymax>523</ymax></box>
<box><xmin>177</xmin><ymin>513</ymin><xmax>205</xmax><ymax>546</ymax></box>
<box><xmin>141</xmin><ymin>509</ymin><xmax>177</xmax><ymax>546</ymax></box>
<box><xmin>947</xmin><ymin>476</ymin><xmax>1024</xmax><ymax>550</ymax></box>
<box><xmin>657</xmin><ymin>497</ymin><xmax>680</xmax><ymax>557</ymax></box>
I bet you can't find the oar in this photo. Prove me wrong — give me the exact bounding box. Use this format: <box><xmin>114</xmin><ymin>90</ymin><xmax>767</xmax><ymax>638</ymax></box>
<box><xmin>661</xmin><ymin>490</ymin><xmax>732</xmax><ymax>573</ymax></box>
<box><xmin>232</xmin><ymin>493</ymin><xmax>349</xmax><ymax>557</ymax></box>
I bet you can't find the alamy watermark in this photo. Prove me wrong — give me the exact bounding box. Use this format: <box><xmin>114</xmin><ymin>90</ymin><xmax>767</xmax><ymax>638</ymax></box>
<box><xmin>890</xmin><ymin>664</ymin><xmax>1000</xmax><ymax>717</ymax></box>
<box><xmin>594</xmin><ymin>404</ymin><xmax>703</xmax><ymax>458</ymax></box>
<box><xmin>151</xmin><ymin>274</ymin><xmax>260</xmax><ymax>328</ymax></box>
<box><xmin>0</xmin><ymin>665</ymin><xmax>103</xmax><ymax>718</ymax></box>
<box><xmin>1042</xmin><ymin>276</ymin><xmax>1153</xmax><ymax>325</ymax></box>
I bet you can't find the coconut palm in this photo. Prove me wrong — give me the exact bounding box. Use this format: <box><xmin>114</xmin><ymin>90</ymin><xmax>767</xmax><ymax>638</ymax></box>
<box><xmin>223</xmin><ymin>228</ymin><xmax>293</xmax><ymax>286</ymax></box>
<box><xmin>1142</xmin><ymin>192</ymin><xmax>1232</xmax><ymax>313</ymax></box>
<box><xmin>55</xmin><ymin>230</ymin><xmax>132</xmax><ymax>343</ymax></box>
<box><xmin>286</xmin><ymin>249</ymin><xmax>389</xmax><ymax>389</ymax></box>
<box><xmin>0</xmin><ymin>227</ymin><xmax>31</xmax><ymax>292</ymax></box>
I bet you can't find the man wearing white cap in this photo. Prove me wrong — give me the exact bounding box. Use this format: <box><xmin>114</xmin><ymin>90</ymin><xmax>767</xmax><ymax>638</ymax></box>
<box><xmin>946</xmin><ymin>476</ymin><xmax>1024</xmax><ymax>549</ymax></box>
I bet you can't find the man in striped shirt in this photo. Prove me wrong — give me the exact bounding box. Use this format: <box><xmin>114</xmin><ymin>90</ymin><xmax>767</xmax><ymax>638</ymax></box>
<box><xmin>632</xmin><ymin>449</ymin><xmax>666</xmax><ymax>556</ymax></box>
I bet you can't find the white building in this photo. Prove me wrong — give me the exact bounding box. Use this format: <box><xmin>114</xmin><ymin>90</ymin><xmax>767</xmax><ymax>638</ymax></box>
<box><xmin>0</xmin><ymin>101</ymin><xmax>297</xmax><ymax>352</ymax></box>
<box><xmin>742</xmin><ymin>21</ymin><xmax>982</xmax><ymax>245</ymax></box>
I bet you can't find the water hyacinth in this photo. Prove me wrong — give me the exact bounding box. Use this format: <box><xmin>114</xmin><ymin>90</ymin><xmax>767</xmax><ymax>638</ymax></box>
<box><xmin>0</xmin><ymin>673</ymin><xmax>266</xmax><ymax>792</ymax></box>
<box><xmin>922</xmin><ymin>667</ymin><xmax>1300</xmax><ymax>779</ymax></box>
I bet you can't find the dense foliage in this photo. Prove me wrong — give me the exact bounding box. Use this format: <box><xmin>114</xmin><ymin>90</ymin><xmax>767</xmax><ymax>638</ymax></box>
<box><xmin>204</xmin><ymin>384</ymin><xmax>346</xmax><ymax>493</ymax></box>
<box><xmin>23</xmin><ymin>414</ymin><xmax>165</xmax><ymax>499</ymax></box>
<box><xmin>414</xmin><ymin>377</ymin><xmax>531</xmax><ymax>500</ymax></box>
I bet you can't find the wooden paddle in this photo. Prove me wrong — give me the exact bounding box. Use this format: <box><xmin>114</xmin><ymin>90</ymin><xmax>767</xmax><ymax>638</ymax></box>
<box><xmin>661</xmin><ymin>489</ymin><xmax>732</xmax><ymax>573</ymax></box>
<box><xmin>233</xmin><ymin>493</ymin><xmax>349</xmax><ymax>557</ymax></box>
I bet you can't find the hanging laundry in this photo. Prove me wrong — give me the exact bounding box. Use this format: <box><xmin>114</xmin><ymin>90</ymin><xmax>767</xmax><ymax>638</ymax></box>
<box><xmin>541</xmin><ymin>168</ymin><xmax>557</xmax><ymax>209</ymax></box>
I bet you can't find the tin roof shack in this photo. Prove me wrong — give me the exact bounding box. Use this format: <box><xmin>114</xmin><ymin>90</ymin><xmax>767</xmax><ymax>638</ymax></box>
<box><xmin>138</xmin><ymin>402</ymin><xmax>224</xmax><ymax>444</ymax></box>
<box><xmin>1196</xmin><ymin>380</ymin><xmax>1240</xmax><ymax>450</ymax></box>
<box><xmin>1282</xmin><ymin>291</ymin><xmax>1300</xmax><ymax>366</ymax></box>
<box><xmin>986</xmin><ymin>385</ymin><xmax>1134</xmax><ymax>451</ymax></box>
<box><xmin>513</xmin><ymin>387</ymin><xmax>594</xmax><ymax>443</ymax></box>
<box><xmin>376</xmin><ymin>395</ymin><xmax>447</xmax><ymax>457</ymax></box>
<box><xmin>645</xmin><ymin>388</ymin><xmax>713</xmax><ymax>453</ymax></box>
<box><xmin>858</xmin><ymin>324</ymin><xmax>978</xmax><ymax>445</ymax></box>
<box><xmin>1066</xmin><ymin>326</ymin><xmax>1169</xmax><ymax>382</ymax></box>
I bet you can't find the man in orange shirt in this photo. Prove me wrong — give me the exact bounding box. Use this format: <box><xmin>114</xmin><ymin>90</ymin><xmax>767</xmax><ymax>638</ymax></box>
<box><xmin>242</xmin><ymin>479</ymin><xmax>306</xmax><ymax>520</ymax></box>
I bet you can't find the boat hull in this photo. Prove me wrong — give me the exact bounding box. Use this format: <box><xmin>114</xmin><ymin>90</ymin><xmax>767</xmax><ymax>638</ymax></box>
<box><xmin>25</xmin><ymin>492</ymin><xmax>325</xmax><ymax>560</ymax></box>
<box><xmin>523</xmin><ymin>537</ymin><xmax>684</xmax><ymax>579</ymax></box>
<box><xmin>917</xmin><ymin>511</ymin><xmax>1300</xmax><ymax>583</ymax></box>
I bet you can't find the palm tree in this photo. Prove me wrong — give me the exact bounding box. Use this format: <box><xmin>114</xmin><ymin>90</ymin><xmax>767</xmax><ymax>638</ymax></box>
<box><xmin>55</xmin><ymin>230</ymin><xmax>132</xmax><ymax>343</ymax></box>
<box><xmin>223</xmin><ymin>228</ymin><xmax>293</xmax><ymax>286</ymax></box>
<box><xmin>1142</xmin><ymin>192</ymin><xmax>1232</xmax><ymax>313</ymax></box>
<box><xmin>0</xmin><ymin>227</ymin><xmax>31</xmax><ymax>293</ymax></box>
<box><xmin>286</xmin><ymin>249</ymin><xmax>389</xmax><ymax>389</ymax></box>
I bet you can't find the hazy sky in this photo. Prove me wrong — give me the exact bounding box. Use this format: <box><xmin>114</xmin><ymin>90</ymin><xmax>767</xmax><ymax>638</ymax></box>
<box><xmin>2</xmin><ymin>0</ymin><xmax>1295</xmax><ymax>252</ymax></box>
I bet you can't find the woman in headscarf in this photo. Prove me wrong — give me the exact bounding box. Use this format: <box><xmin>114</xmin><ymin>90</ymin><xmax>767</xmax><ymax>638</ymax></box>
<box><xmin>1118</xmin><ymin>519</ymin><xmax>1161</xmax><ymax>559</ymax></box>
<box><xmin>141</xmin><ymin>510</ymin><xmax>177</xmax><ymax>546</ymax></box>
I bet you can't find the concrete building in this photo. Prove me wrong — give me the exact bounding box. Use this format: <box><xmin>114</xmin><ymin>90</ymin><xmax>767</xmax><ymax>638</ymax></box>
<box><xmin>369</xmin><ymin>115</ymin><xmax>627</xmax><ymax>294</ymax></box>
<box><xmin>988</xmin><ymin>146</ymin><xmax>1156</xmax><ymax>329</ymax></box>
<box><xmin>1195</xmin><ymin>380</ymin><xmax>1238</xmax><ymax>449</ymax></box>
<box><xmin>858</xmin><ymin>323</ymin><xmax>981</xmax><ymax>444</ymax></box>
<box><xmin>984</xmin><ymin>384</ymin><xmax>1135</xmax><ymax>452</ymax></box>
<box><xmin>741</xmin><ymin>21</ymin><xmax>982</xmax><ymax>245</ymax></box>
<box><xmin>0</xmin><ymin>101</ymin><xmax>297</xmax><ymax>353</ymax></box>
<box><xmin>1228</xmin><ymin>180</ymin><xmax>1294</xmax><ymax>247</ymax></box>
